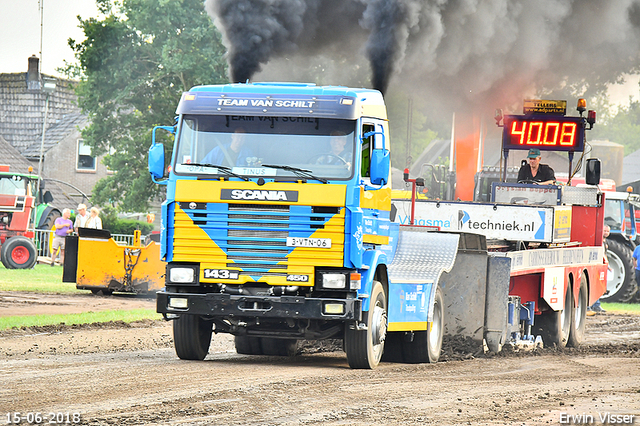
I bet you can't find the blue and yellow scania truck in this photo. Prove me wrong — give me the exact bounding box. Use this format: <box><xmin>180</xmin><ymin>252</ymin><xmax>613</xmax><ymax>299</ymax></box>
<box><xmin>150</xmin><ymin>83</ymin><xmax>606</xmax><ymax>369</ymax></box>
<box><xmin>149</xmin><ymin>82</ymin><xmax>468</xmax><ymax>369</ymax></box>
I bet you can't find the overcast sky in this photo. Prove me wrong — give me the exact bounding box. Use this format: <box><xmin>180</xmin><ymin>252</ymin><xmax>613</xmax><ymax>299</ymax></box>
<box><xmin>0</xmin><ymin>0</ymin><xmax>100</xmax><ymax>76</ymax></box>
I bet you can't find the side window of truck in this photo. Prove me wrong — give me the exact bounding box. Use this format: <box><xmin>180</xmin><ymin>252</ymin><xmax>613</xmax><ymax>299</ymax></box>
<box><xmin>361</xmin><ymin>124</ymin><xmax>374</xmax><ymax>178</ymax></box>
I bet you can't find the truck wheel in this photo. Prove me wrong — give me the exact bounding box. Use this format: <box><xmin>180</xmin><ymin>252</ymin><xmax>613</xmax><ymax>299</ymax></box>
<box><xmin>173</xmin><ymin>315</ymin><xmax>213</xmax><ymax>360</ymax></box>
<box><xmin>234</xmin><ymin>336</ymin><xmax>263</xmax><ymax>355</ymax></box>
<box><xmin>344</xmin><ymin>280</ymin><xmax>387</xmax><ymax>369</ymax></box>
<box><xmin>602</xmin><ymin>239</ymin><xmax>637</xmax><ymax>303</ymax></box>
<box><xmin>0</xmin><ymin>236</ymin><xmax>38</xmax><ymax>269</ymax></box>
<box><xmin>402</xmin><ymin>286</ymin><xmax>444</xmax><ymax>363</ymax></box>
<box><xmin>261</xmin><ymin>338</ymin><xmax>298</xmax><ymax>356</ymax></box>
<box><xmin>568</xmin><ymin>274</ymin><xmax>588</xmax><ymax>347</ymax></box>
<box><xmin>535</xmin><ymin>283</ymin><xmax>572</xmax><ymax>348</ymax></box>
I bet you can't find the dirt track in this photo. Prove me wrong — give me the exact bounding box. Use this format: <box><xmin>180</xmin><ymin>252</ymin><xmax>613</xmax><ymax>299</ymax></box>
<box><xmin>1</xmin><ymin>292</ymin><xmax>639</xmax><ymax>425</ymax></box>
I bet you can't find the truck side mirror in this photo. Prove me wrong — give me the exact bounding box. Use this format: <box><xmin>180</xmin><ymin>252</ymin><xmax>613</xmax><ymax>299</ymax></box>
<box><xmin>585</xmin><ymin>158</ymin><xmax>601</xmax><ymax>186</ymax></box>
<box><xmin>149</xmin><ymin>125</ymin><xmax>175</xmax><ymax>183</ymax></box>
<box><xmin>370</xmin><ymin>148</ymin><xmax>390</xmax><ymax>185</ymax></box>
<box><xmin>148</xmin><ymin>142</ymin><xmax>165</xmax><ymax>180</ymax></box>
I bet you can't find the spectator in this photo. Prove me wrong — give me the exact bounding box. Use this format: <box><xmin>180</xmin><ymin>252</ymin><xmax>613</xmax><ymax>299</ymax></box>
<box><xmin>633</xmin><ymin>237</ymin><xmax>640</xmax><ymax>298</ymax></box>
<box><xmin>517</xmin><ymin>148</ymin><xmax>555</xmax><ymax>185</ymax></box>
<box><xmin>51</xmin><ymin>208</ymin><xmax>73</xmax><ymax>266</ymax></box>
<box><xmin>74</xmin><ymin>203</ymin><xmax>88</xmax><ymax>233</ymax></box>
<box><xmin>588</xmin><ymin>225</ymin><xmax>610</xmax><ymax>315</ymax></box>
<box><xmin>85</xmin><ymin>207</ymin><xmax>102</xmax><ymax>229</ymax></box>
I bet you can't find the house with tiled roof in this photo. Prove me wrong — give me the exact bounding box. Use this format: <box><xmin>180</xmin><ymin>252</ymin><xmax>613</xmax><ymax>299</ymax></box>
<box><xmin>0</xmin><ymin>56</ymin><xmax>110</xmax><ymax>209</ymax></box>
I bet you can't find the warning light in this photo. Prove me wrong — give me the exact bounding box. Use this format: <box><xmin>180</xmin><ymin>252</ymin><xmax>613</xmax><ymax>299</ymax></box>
<box><xmin>577</xmin><ymin>98</ymin><xmax>587</xmax><ymax>113</ymax></box>
<box><xmin>587</xmin><ymin>110</ymin><xmax>596</xmax><ymax>129</ymax></box>
<box><xmin>28</xmin><ymin>166</ymin><xmax>33</xmax><ymax>173</ymax></box>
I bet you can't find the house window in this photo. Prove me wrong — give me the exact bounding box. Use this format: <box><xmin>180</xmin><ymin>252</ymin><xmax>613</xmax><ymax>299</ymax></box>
<box><xmin>77</xmin><ymin>139</ymin><xmax>96</xmax><ymax>171</ymax></box>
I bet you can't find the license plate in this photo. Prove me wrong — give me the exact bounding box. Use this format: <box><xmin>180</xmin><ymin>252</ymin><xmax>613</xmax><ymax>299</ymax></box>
<box><xmin>286</xmin><ymin>237</ymin><xmax>332</xmax><ymax>248</ymax></box>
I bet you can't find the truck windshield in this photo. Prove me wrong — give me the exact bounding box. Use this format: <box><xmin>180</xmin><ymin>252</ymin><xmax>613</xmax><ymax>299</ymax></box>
<box><xmin>174</xmin><ymin>115</ymin><xmax>356</xmax><ymax>180</ymax></box>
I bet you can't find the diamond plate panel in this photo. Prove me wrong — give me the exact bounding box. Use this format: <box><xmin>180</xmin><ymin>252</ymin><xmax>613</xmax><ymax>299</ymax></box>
<box><xmin>561</xmin><ymin>186</ymin><xmax>600</xmax><ymax>206</ymax></box>
<box><xmin>388</xmin><ymin>227</ymin><xmax>460</xmax><ymax>283</ymax></box>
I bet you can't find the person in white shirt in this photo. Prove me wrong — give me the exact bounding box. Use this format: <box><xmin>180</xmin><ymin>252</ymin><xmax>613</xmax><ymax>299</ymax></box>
<box><xmin>85</xmin><ymin>207</ymin><xmax>102</xmax><ymax>229</ymax></box>
<box><xmin>73</xmin><ymin>203</ymin><xmax>89</xmax><ymax>232</ymax></box>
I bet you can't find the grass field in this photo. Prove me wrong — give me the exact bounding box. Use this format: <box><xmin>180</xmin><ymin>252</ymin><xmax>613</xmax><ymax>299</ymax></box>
<box><xmin>0</xmin><ymin>264</ymin><xmax>161</xmax><ymax>329</ymax></box>
<box><xmin>0</xmin><ymin>309</ymin><xmax>160</xmax><ymax>330</ymax></box>
<box><xmin>0</xmin><ymin>263</ymin><xmax>80</xmax><ymax>293</ymax></box>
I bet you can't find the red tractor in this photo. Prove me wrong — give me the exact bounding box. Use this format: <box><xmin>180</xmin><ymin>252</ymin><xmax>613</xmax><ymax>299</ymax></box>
<box><xmin>0</xmin><ymin>165</ymin><xmax>45</xmax><ymax>269</ymax></box>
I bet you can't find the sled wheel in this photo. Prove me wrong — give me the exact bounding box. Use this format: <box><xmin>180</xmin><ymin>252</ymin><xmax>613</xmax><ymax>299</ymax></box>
<box><xmin>0</xmin><ymin>236</ymin><xmax>37</xmax><ymax>269</ymax></box>
<box><xmin>568</xmin><ymin>273</ymin><xmax>588</xmax><ymax>347</ymax></box>
<box><xmin>345</xmin><ymin>280</ymin><xmax>387</xmax><ymax>369</ymax></box>
<box><xmin>173</xmin><ymin>315</ymin><xmax>213</xmax><ymax>360</ymax></box>
<box><xmin>535</xmin><ymin>283</ymin><xmax>572</xmax><ymax>348</ymax></box>
<box><xmin>402</xmin><ymin>286</ymin><xmax>444</xmax><ymax>363</ymax></box>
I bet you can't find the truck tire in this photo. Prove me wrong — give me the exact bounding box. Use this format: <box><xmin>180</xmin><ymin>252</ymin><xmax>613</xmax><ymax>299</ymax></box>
<box><xmin>401</xmin><ymin>286</ymin><xmax>444</xmax><ymax>363</ymax></box>
<box><xmin>568</xmin><ymin>274</ymin><xmax>588</xmax><ymax>347</ymax></box>
<box><xmin>173</xmin><ymin>315</ymin><xmax>213</xmax><ymax>360</ymax></box>
<box><xmin>234</xmin><ymin>336</ymin><xmax>263</xmax><ymax>355</ymax></box>
<box><xmin>345</xmin><ymin>281</ymin><xmax>387</xmax><ymax>369</ymax></box>
<box><xmin>261</xmin><ymin>338</ymin><xmax>298</xmax><ymax>356</ymax></box>
<box><xmin>602</xmin><ymin>239</ymin><xmax>637</xmax><ymax>303</ymax></box>
<box><xmin>535</xmin><ymin>283</ymin><xmax>572</xmax><ymax>348</ymax></box>
<box><xmin>1</xmin><ymin>236</ymin><xmax>38</xmax><ymax>269</ymax></box>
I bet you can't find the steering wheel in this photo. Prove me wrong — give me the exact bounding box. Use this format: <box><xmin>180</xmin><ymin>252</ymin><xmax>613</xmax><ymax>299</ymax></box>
<box><xmin>307</xmin><ymin>154</ymin><xmax>348</xmax><ymax>166</ymax></box>
<box><xmin>517</xmin><ymin>179</ymin><xmax>539</xmax><ymax>185</ymax></box>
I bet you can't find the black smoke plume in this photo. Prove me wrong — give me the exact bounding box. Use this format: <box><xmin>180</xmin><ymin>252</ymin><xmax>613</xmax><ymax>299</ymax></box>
<box><xmin>206</xmin><ymin>0</ymin><xmax>640</xmax><ymax>110</ymax></box>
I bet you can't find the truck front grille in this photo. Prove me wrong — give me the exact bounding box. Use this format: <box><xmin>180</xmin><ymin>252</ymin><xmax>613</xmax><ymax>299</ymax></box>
<box><xmin>172</xmin><ymin>202</ymin><xmax>344</xmax><ymax>281</ymax></box>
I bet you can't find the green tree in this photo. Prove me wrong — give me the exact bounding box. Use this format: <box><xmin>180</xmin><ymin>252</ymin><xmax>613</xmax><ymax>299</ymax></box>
<box><xmin>66</xmin><ymin>0</ymin><xmax>228</xmax><ymax>212</ymax></box>
<box><xmin>590</xmin><ymin>98</ymin><xmax>640</xmax><ymax>156</ymax></box>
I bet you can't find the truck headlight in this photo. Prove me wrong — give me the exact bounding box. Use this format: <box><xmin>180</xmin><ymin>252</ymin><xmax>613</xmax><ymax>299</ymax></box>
<box><xmin>169</xmin><ymin>267</ymin><xmax>195</xmax><ymax>283</ymax></box>
<box><xmin>322</xmin><ymin>273</ymin><xmax>347</xmax><ymax>289</ymax></box>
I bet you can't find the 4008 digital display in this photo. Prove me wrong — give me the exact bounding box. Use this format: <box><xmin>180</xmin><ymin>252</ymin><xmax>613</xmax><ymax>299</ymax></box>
<box><xmin>502</xmin><ymin>115</ymin><xmax>585</xmax><ymax>152</ymax></box>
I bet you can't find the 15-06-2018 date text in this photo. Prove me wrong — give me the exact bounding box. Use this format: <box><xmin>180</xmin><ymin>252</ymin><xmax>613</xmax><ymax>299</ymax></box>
<box><xmin>5</xmin><ymin>413</ymin><xmax>81</xmax><ymax>424</ymax></box>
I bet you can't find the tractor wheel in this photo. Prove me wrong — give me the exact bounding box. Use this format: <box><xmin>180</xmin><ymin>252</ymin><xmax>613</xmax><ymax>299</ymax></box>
<box><xmin>602</xmin><ymin>239</ymin><xmax>637</xmax><ymax>303</ymax></box>
<box><xmin>234</xmin><ymin>336</ymin><xmax>263</xmax><ymax>355</ymax></box>
<box><xmin>344</xmin><ymin>280</ymin><xmax>387</xmax><ymax>369</ymax></box>
<box><xmin>568</xmin><ymin>273</ymin><xmax>588</xmax><ymax>347</ymax></box>
<box><xmin>173</xmin><ymin>315</ymin><xmax>213</xmax><ymax>360</ymax></box>
<box><xmin>1</xmin><ymin>236</ymin><xmax>38</xmax><ymax>269</ymax></box>
<box><xmin>261</xmin><ymin>338</ymin><xmax>298</xmax><ymax>356</ymax></box>
<box><xmin>38</xmin><ymin>209</ymin><xmax>61</xmax><ymax>230</ymax></box>
<box><xmin>535</xmin><ymin>283</ymin><xmax>573</xmax><ymax>348</ymax></box>
<box><xmin>402</xmin><ymin>286</ymin><xmax>444</xmax><ymax>363</ymax></box>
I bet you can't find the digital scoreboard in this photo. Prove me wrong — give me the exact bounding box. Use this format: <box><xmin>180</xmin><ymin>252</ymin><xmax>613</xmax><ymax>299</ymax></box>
<box><xmin>502</xmin><ymin>115</ymin><xmax>585</xmax><ymax>152</ymax></box>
